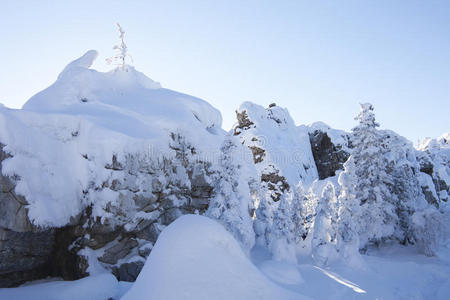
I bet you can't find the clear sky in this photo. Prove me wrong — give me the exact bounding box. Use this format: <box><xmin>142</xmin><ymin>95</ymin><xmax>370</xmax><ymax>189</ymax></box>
<box><xmin>1</xmin><ymin>0</ymin><xmax>449</xmax><ymax>143</ymax></box>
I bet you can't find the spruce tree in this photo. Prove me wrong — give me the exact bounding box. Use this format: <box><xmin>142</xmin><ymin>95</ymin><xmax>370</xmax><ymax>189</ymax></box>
<box><xmin>312</xmin><ymin>182</ymin><xmax>339</xmax><ymax>266</ymax></box>
<box><xmin>207</xmin><ymin>136</ymin><xmax>255</xmax><ymax>253</ymax></box>
<box><xmin>338</xmin><ymin>103</ymin><xmax>397</xmax><ymax>249</ymax></box>
<box><xmin>268</xmin><ymin>192</ymin><xmax>297</xmax><ymax>263</ymax></box>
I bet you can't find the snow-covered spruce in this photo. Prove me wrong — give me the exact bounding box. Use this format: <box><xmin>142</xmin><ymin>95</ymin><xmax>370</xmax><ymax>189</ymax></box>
<box><xmin>311</xmin><ymin>182</ymin><xmax>339</xmax><ymax>266</ymax></box>
<box><xmin>206</xmin><ymin>135</ymin><xmax>257</xmax><ymax>253</ymax></box>
<box><xmin>335</xmin><ymin>103</ymin><xmax>443</xmax><ymax>256</ymax></box>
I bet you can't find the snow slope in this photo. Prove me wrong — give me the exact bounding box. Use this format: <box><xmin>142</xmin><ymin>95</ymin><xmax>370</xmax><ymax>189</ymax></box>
<box><xmin>122</xmin><ymin>215</ymin><xmax>309</xmax><ymax>300</ymax></box>
<box><xmin>0</xmin><ymin>273</ymin><xmax>119</xmax><ymax>300</ymax></box>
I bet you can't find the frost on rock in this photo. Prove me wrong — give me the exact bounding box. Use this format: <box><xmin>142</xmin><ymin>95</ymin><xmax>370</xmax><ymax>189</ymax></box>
<box><xmin>233</xmin><ymin>102</ymin><xmax>318</xmax><ymax>201</ymax></box>
<box><xmin>417</xmin><ymin>133</ymin><xmax>450</xmax><ymax>205</ymax></box>
<box><xmin>232</xmin><ymin>102</ymin><xmax>318</xmax><ymax>252</ymax></box>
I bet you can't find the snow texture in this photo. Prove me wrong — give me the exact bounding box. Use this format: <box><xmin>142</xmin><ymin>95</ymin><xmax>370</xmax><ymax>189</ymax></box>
<box><xmin>0</xmin><ymin>273</ymin><xmax>119</xmax><ymax>300</ymax></box>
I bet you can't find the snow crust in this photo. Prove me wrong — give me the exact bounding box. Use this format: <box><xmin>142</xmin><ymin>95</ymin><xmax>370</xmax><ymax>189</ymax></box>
<box><xmin>122</xmin><ymin>215</ymin><xmax>308</xmax><ymax>300</ymax></box>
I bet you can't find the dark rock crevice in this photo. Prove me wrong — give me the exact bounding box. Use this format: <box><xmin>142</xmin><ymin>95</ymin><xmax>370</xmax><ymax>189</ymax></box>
<box><xmin>309</xmin><ymin>130</ymin><xmax>350</xmax><ymax>180</ymax></box>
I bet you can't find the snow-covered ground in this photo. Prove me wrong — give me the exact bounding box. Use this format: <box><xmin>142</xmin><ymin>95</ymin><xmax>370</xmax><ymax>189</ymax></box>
<box><xmin>2</xmin><ymin>215</ymin><xmax>449</xmax><ymax>300</ymax></box>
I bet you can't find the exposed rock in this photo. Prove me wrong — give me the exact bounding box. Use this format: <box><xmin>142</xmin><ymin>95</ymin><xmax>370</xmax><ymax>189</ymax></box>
<box><xmin>309</xmin><ymin>130</ymin><xmax>350</xmax><ymax>180</ymax></box>
<box><xmin>0</xmin><ymin>145</ymin><xmax>32</xmax><ymax>232</ymax></box>
<box><xmin>261</xmin><ymin>168</ymin><xmax>290</xmax><ymax>202</ymax></box>
<box><xmin>105</xmin><ymin>154</ymin><xmax>124</xmax><ymax>171</ymax></box>
<box><xmin>0</xmin><ymin>228</ymin><xmax>55</xmax><ymax>287</ymax></box>
<box><xmin>233</xmin><ymin>110</ymin><xmax>254</xmax><ymax>135</ymax></box>
<box><xmin>138</xmin><ymin>244</ymin><xmax>153</xmax><ymax>258</ymax></box>
<box><xmin>249</xmin><ymin>146</ymin><xmax>265</xmax><ymax>164</ymax></box>
<box><xmin>99</xmin><ymin>237</ymin><xmax>139</xmax><ymax>265</ymax></box>
<box><xmin>135</xmin><ymin>222</ymin><xmax>160</xmax><ymax>242</ymax></box>
<box><xmin>112</xmin><ymin>261</ymin><xmax>145</xmax><ymax>282</ymax></box>
<box><xmin>0</xmin><ymin>145</ymin><xmax>59</xmax><ymax>287</ymax></box>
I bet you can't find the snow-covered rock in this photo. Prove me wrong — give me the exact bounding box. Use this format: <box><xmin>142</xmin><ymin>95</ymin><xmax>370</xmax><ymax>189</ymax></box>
<box><xmin>307</xmin><ymin>122</ymin><xmax>351</xmax><ymax>180</ymax></box>
<box><xmin>417</xmin><ymin>133</ymin><xmax>450</xmax><ymax>205</ymax></box>
<box><xmin>0</xmin><ymin>50</ymin><xmax>228</xmax><ymax>286</ymax></box>
<box><xmin>233</xmin><ymin>102</ymin><xmax>318</xmax><ymax>202</ymax></box>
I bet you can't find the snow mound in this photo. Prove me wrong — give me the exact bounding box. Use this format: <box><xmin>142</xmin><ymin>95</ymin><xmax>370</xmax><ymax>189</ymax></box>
<box><xmin>122</xmin><ymin>215</ymin><xmax>309</xmax><ymax>300</ymax></box>
<box><xmin>0</xmin><ymin>273</ymin><xmax>118</xmax><ymax>300</ymax></box>
<box><xmin>23</xmin><ymin>50</ymin><xmax>222</xmax><ymax>135</ymax></box>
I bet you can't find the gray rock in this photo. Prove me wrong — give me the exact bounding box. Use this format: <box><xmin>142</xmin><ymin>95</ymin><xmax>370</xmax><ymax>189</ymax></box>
<box><xmin>112</xmin><ymin>261</ymin><xmax>144</xmax><ymax>282</ymax></box>
<box><xmin>99</xmin><ymin>237</ymin><xmax>138</xmax><ymax>265</ymax></box>
<box><xmin>309</xmin><ymin>130</ymin><xmax>350</xmax><ymax>180</ymax></box>
<box><xmin>138</xmin><ymin>244</ymin><xmax>152</xmax><ymax>258</ymax></box>
<box><xmin>0</xmin><ymin>190</ymin><xmax>31</xmax><ymax>232</ymax></box>
<box><xmin>135</xmin><ymin>222</ymin><xmax>160</xmax><ymax>242</ymax></box>
<box><xmin>0</xmin><ymin>228</ymin><xmax>55</xmax><ymax>287</ymax></box>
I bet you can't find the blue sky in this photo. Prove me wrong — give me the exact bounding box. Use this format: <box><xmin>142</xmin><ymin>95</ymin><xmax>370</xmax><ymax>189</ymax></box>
<box><xmin>1</xmin><ymin>0</ymin><xmax>449</xmax><ymax>143</ymax></box>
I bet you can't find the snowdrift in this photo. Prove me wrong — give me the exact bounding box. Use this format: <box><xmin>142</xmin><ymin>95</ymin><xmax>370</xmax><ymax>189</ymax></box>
<box><xmin>0</xmin><ymin>273</ymin><xmax>119</xmax><ymax>300</ymax></box>
<box><xmin>122</xmin><ymin>215</ymin><xmax>309</xmax><ymax>300</ymax></box>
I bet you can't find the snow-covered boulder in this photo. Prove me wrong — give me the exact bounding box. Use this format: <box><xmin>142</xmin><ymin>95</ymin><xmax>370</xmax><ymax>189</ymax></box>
<box><xmin>233</xmin><ymin>102</ymin><xmax>318</xmax><ymax>202</ymax></box>
<box><xmin>0</xmin><ymin>50</ymin><xmax>228</xmax><ymax>286</ymax></box>
<box><xmin>417</xmin><ymin>133</ymin><xmax>450</xmax><ymax>205</ymax></box>
<box><xmin>122</xmin><ymin>215</ymin><xmax>308</xmax><ymax>300</ymax></box>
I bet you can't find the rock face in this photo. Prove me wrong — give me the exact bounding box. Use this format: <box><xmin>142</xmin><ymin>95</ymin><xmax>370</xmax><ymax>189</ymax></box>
<box><xmin>308</xmin><ymin>130</ymin><xmax>350</xmax><ymax>180</ymax></box>
<box><xmin>0</xmin><ymin>140</ymin><xmax>215</xmax><ymax>287</ymax></box>
<box><xmin>0</xmin><ymin>145</ymin><xmax>56</xmax><ymax>287</ymax></box>
<box><xmin>65</xmin><ymin>148</ymin><xmax>215</xmax><ymax>282</ymax></box>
